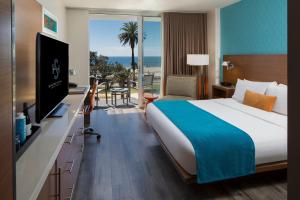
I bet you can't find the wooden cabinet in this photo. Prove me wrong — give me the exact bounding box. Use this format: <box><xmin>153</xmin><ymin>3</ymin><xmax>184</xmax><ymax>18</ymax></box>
<box><xmin>15</xmin><ymin>0</ymin><xmax>42</xmax><ymax>112</ymax></box>
<box><xmin>59</xmin><ymin>113</ymin><xmax>84</xmax><ymax>200</ymax></box>
<box><xmin>37</xmin><ymin>113</ymin><xmax>84</xmax><ymax>200</ymax></box>
<box><xmin>37</xmin><ymin>162</ymin><xmax>60</xmax><ymax>200</ymax></box>
<box><xmin>0</xmin><ymin>0</ymin><xmax>14</xmax><ymax>199</ymax></box>
<box><xmin>212</xmin><ymin>85</ymin><xmax>235</xmax><ymax>99</ymax></box>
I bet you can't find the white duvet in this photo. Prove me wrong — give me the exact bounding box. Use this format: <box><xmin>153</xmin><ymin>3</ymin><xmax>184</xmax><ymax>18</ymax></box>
<box><xmin>146</xmin><ymin>98</ymin><xmax>287</xmax><ymax>175</ymax></box>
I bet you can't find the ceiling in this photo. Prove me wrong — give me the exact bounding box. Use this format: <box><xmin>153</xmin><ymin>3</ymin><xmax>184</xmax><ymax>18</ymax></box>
<box><xmin>63</xmin><ymin>0</ymin><xmax>240</xmax><ymax>13</ymax></box>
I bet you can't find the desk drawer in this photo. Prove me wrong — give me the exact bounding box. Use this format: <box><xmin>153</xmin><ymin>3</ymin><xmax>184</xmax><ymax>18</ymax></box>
<box><xmin>37</xmin><ymin>162</ymin><xmax>59</xmax><ymax>200</ymax></box>
<box><xmin>57</xmin><ymin>113</ymin><xmax>84</xmax><ymax>200</ymax></box>
<box><xmin>60</xmin><ymin>137</ymin><xmax>83</xmax><ymax>200</ymax></box>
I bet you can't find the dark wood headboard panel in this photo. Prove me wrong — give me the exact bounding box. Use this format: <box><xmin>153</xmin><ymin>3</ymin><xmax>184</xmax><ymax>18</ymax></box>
<box><xmin>223</xmin><ymin>55</ymin><xmax>287</xmax><ymax>85</ymax></box>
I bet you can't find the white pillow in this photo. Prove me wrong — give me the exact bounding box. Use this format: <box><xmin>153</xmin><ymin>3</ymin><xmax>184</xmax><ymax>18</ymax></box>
<box><xmin>266</xmin><ymin>84</ymin><xmax>287</xmax><ymax>115</ymax></box>
<box><xmin>232</xmin><ymin>79</ymin><xmax>247</xmax><ymax>102</ymax></box>
<box><xmin>244</xmin><ymin>80</ymin><xmax>277</xmax><ymax>94</ymax></box>
<box><xmin>232</xmin><ymin>79</ymin><xmax>277</xmax><ymax>102</ymax></box>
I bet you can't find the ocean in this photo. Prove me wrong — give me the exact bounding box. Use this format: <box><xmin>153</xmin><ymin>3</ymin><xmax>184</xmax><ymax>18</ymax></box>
<box><xmin>108</xmin><ymin>56</ymin><xmax>161</xmax><ymax>68</ymax></box>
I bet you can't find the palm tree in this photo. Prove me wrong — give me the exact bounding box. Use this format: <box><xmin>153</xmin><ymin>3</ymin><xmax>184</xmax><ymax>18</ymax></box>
<box><xmin>118</xmin><ymin>21</ymin><xmax>138</xmax><ymax>81</ymax></box>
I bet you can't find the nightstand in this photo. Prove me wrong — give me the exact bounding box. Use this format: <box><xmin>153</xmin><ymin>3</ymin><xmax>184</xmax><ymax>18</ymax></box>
<box><xmin>212</xmin><ymin>84</ymin><xmax>235</xmax><ymax>98</ymax></box>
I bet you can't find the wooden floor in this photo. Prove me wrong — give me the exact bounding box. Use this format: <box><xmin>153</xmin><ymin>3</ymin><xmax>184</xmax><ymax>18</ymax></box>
<box><xmin>74</xmin><ymin>108</ymin><xmax>287</xmax><ymax>200</ymax></box>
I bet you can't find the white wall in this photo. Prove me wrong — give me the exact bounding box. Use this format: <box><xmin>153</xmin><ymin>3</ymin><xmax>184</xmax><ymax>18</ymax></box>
<box><xmin>36</xmin><ymin>0</ymin><xmax>67</xmax><ymax>42</ymax></box>
<box><xmin>207</xmin><ymin>8</ymin><xmax>220</xmax><ymax>97</ymax></box>
<box><xmin>34</xmin><ymin>2</ymin><xmax>219</xmax><ymax>88</ymax></box>
<box><xmin>66</xmin><ymin>9</ymin><xmax>90</xmax><ymax>85</ymax></box>
<box><xmin>35</xmin><ymin>1</ymin><xmax>90</xmax><ymax>85</ymax></box>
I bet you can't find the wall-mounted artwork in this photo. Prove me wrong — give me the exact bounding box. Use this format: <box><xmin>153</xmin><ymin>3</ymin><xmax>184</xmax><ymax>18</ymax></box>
<box><xmin>42</xmin><ymin>8</ymin><xmax>58</xmax><ymax>38</ymax></box>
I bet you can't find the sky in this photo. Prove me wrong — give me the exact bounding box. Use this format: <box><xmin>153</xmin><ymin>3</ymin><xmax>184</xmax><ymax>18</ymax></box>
<box><xmin>89</xmin><ymin>19</ymin><xmax>161</xmax><ymax>57</ymax></box>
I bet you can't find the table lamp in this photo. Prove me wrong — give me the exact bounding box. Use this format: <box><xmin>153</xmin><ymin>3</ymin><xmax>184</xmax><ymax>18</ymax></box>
<box><xmin>187</xmin><ymin>54</ymin><xmax>209</xmax><ymax>99</ymax></box>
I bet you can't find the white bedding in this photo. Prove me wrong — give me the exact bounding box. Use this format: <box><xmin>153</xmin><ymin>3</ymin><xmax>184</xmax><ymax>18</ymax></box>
<box><xmin>146</xmin><ymin>98</ymin><xmax>287</xmax><ymax>175</ymax></box>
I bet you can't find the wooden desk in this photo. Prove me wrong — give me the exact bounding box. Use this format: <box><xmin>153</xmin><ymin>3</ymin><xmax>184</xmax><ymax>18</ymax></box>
<box><xmin>212</xmin><ymin>85</ymin><xmax>235</xmax><ymax>98</ymax></box>
<box><xmin>16</xmin><ymin>86</ymin><xmax>89</xmax><ymax>200</ymax></box>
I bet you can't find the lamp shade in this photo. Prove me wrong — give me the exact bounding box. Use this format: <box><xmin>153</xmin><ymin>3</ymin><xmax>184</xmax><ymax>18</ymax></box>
<box><xmin>187</xmin><ymin>54</ymin><xmax>209</xmax><ymax>66</ymax></box>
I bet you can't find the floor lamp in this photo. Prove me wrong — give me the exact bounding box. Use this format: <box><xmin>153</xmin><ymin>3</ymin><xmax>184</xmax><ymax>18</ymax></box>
<box><xmin>187</xmin><ymin>54</ymin><xmax>209</xmax><ymax>99</ymax></box>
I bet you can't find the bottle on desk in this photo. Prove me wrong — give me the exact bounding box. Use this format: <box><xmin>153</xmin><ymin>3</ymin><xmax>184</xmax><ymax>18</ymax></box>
<box><xmin>16</xmin><ymin>112</ymin><xmax>26</xmax><ymax>144</ymax></box>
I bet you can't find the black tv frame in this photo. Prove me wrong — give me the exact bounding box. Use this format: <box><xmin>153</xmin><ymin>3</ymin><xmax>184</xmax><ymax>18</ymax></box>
<box><xmin>35</xmin><ymin>33</ymin><xmax>69</xmax><ymax>123</ymax></box>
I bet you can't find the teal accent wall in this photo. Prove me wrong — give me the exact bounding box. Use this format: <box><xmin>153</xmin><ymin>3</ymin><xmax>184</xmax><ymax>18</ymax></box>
<box><xmin>220</xmin><ymin>0</ymin><xmax>287</xmax><ymax>79</ymax></box>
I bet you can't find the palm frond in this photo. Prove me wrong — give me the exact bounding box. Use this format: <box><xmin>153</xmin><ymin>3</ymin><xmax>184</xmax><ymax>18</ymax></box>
<box><xmin>118</xmin><ymin>21</ymin><xmax>139</xmax><ymax>48</ymax></box>
<box><xmin>117</xmin><ymin>21</ymin><xmax>146</xmax><ymax>81</ymax></box>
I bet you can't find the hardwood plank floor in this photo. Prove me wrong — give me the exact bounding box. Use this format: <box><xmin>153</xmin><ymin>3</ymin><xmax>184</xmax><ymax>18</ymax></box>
<box><xmin>74</xmin><ymin>108</ymin><xmax>287</xmax><ymax>200</ymax></box>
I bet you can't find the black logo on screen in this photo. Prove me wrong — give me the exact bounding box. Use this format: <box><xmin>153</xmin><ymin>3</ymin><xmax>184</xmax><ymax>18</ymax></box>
<box><xmin>52</xmin><ymin>59</ymin><xmax>60</xmax><ymax>80</ymax></box>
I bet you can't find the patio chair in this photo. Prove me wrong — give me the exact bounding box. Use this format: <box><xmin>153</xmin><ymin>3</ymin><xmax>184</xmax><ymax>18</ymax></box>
<box><xmin>95</xmin><ymin>81</ymin><xmax>108</xmax><ymax>106</ymax></box>
<box><xmin>125</xmin><ymin>78</ymin><xmax>132</xmax><ymax>102</ymax></box>
<box><xmin>144</xmin><ymin>74</ymin><xmax>154</xmax><ymax>94</ymax></box>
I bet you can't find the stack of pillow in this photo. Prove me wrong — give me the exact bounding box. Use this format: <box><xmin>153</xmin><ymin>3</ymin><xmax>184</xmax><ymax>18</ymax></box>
<box><xmin>232</xmin><ymin>79</ymin><xmax>287</xmax><ymax>115</ymax></box>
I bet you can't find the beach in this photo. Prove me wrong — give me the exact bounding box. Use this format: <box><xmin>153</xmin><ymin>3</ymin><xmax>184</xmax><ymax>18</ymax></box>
<box><xmin>141</xmin><ymin>66</ymin><xmax>161</xmax><ymax>78</ymax></box>
<box><xmin>126</xmin><ymin>66</ymin><xmax>162</xmax><ymax>81</ymax></box>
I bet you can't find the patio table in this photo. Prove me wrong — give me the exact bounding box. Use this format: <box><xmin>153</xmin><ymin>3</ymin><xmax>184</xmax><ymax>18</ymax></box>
<box><xmin>110</xmin><ymin>87</ymin><xmax>129</xmax><ymax>107</ymax></box>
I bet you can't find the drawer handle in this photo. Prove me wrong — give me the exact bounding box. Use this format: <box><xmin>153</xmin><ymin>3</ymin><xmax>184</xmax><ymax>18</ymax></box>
<box><xmin>65</xmin><ymin>184</ymin><xmax>75</xmax><ymax>200</ymax></box>
<box><xmin>64</xmin><ymin>133</ymin><xmax>75</xmax><ymax>144</ymax></box>
<box><xmin>64</xmin><ymin>160</ymin><xmax>75</xmax><ymax>174</ymax></box>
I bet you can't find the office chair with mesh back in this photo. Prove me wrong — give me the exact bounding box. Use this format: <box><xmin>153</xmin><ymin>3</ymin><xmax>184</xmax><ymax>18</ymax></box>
<box><xmin>84</xmin><ymin>77</ymin><xmax>101</xmax><ymax>142</ymax></box>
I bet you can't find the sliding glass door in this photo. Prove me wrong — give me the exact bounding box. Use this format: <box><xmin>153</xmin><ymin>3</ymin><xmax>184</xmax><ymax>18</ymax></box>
<box><xmin>137</xmin><ymin>16</ymin><xmax>162</xmax><ymax>107</ymax></box>
<box><xmin>143</xmin><ymin>17</ymin><xmax>162</xmax><ymax>95</ymax></box>
<box><xmin>89</xmin><ymin>14</ymin><xmax>161</xmax><ymax>108</ymax></box>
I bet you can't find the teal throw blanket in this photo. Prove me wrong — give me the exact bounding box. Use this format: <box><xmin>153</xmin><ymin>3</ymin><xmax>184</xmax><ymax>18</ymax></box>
<box><xmin>153</xmin><ymin>100</ymin><xmax>255</xmax><ymax>183</ymax></box>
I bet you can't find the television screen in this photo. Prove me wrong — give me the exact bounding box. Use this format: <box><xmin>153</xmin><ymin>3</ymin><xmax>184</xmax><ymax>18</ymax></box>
<box><xmin>36</xmin><ymin>33</ymin><xmax>69</xmax><ymax>123</ymax></box>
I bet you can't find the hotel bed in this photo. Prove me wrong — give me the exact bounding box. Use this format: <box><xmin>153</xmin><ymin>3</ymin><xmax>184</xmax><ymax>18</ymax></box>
<box><xmin>146</xmin><ymin>98</ymin><xmax>287</xmax><ymax>181</ymax></box>
<box><xmin>146</xmin><ymin>54</ymin><xmax>288</xmax><ymax>183</ymax></box>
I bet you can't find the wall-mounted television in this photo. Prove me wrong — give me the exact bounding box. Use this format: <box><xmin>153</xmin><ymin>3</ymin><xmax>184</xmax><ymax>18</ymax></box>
<box><xmin>36</xmin><ymin>33</ymin><xmax>69</xmax><ymax>123</ymax></box>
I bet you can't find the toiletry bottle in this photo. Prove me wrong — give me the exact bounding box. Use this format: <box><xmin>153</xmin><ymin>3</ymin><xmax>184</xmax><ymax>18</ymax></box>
<box><xmin>16</xmin><ymin>112</ymin><xmax>26</xmax><ymax>144</ymax></box>
<box><xmin>23</xmin><ymin>103</ymin><xmax>32</xmax><ymax>136</ymax></box>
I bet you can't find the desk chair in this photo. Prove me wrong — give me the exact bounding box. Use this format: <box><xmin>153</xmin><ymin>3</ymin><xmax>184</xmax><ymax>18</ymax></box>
<box><xmin>84</xmin><ymin>77</ymin><xmax>101</xmax><ymax>142</ymax></box>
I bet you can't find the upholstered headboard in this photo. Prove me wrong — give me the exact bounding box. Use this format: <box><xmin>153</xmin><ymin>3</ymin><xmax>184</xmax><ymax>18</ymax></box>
<box><xmin>223</xmin><ymin>55</ymin><xmax>287</xmax><ymax>85</ymax></box>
